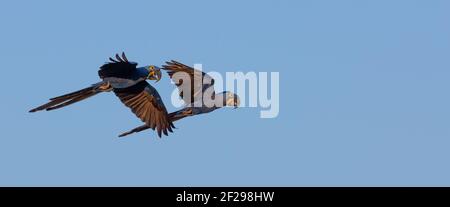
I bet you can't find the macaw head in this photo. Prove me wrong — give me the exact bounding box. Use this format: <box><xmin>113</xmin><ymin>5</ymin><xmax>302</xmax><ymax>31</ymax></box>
<box><xmin>146</xmin><ymin>65</ymin><xmax>162</xmax><ymax>82</ymax></box>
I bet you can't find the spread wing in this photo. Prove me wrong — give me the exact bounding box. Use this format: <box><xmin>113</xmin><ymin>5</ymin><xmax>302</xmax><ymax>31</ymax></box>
<box><xmin>113</xmin><ymin>81</ymin><xmax>174</xmax><ymax>137</ymax></box>
<box><xmin>163</xmin><ymin>60</ymin><xmax>215</xmax><ymax>104</ymax></box>
<box><xmin>98</xmin><ymin>52</ymin><xmax>138</xmax><ymax>79</ymax></box>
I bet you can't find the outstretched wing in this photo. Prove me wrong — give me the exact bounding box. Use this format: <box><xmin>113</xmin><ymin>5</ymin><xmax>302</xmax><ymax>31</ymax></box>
<box><xmin>98</xmin><ymin>52</ymin><xmax>138</xmax><ymax>79</ymax></box>
<box><xmin>113</xmin><ymin>81</ymin><xmax>174</xmax><ymax>137</ymax></box>
<box><xmin>163</xmin><ymin>60</ymin><xmax>215</xmax><ymax>104</ymax></box>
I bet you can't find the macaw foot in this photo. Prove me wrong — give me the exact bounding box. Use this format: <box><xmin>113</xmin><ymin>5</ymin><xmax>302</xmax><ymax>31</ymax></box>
<box><xmin>182</xmin><ymin>108</ymin><xmax>193</xmax><ymax>116</ymax></box>
<box><xmin>98</xmin><ymin>82</ymin><xmax>112</xmax><ymax>91</ymax></box>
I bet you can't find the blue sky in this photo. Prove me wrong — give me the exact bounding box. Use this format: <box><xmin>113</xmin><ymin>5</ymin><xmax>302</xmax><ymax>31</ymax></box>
<box><xmin>0</xmin><ymin>0</ymin><xmax>449</xmax><ymax>186</ymax></box>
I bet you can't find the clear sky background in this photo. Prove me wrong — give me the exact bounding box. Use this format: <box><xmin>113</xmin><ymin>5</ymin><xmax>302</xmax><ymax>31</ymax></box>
<box><xmin>0</xmin><ymin>0</ymin><xmax>449</xmax><ymax>186</ymax></box>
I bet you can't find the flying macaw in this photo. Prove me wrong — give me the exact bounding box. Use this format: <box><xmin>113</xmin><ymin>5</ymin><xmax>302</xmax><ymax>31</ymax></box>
<box><xmin>29</xmin><ymin>53</ymin><xmax>175</xmax><ymax>137</ymax></box>
<box><xmin>118</xmin><ymin>60</ymin><xmax>240</xmax><ymax>137</ymax></box>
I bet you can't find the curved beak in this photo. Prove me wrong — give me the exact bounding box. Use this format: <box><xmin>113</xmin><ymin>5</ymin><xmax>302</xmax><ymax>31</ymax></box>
<box><xmin>148</xmin><ymin>67</ymin><xmax>162</xmax><ymax>82</ymax></box>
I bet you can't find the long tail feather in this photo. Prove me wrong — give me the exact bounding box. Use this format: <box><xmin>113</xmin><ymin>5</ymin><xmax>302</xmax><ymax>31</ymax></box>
<box><xmin>46</xmin><ymin>91</ymin><xmax>100</xmax><ymax>111</ymax></box>
<box><xmin>28</xmin><ymin>98</ymin><xmax>71</xmax><ymax>113</ymax></box>
<box><xmin>29</xmin><ymin>82</ymin><xmax>109</xmax><ymax>113</ymax></box>
<box><xmin>118</xmin><ymin>125</ymin><xmax>150</xmax><ymax>137</ymax></box>
<box><xmin>118</xmin><ymin>110</ymin><xmax>189</xmax><ymax>137</ymax></box>
<box><xmin>49</xmin><ymin>85</ymin><xmax>97</xmax><ymax>101</ymax></box>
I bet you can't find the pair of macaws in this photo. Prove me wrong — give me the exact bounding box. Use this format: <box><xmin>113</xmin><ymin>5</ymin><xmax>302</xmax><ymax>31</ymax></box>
<box><xmin>30</xmin><ymin>53</ymin><xmax>240</xmax><ymax>138</ymax></box>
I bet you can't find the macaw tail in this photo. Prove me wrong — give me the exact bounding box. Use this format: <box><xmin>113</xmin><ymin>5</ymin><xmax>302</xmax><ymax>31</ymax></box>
<box><xmin>118</xmin><ymin>124</ymin><xmax>150</xmax><ymax>137</ymax></box>
<box><xmin>118</xmin><ymin>110</ymin><xmax>188</xmax><ymax>137</ymax></box>
<box><xmin>29</xmin><ymin>82</ymin><xmax>112</xmax><ymax>113</ymax></box>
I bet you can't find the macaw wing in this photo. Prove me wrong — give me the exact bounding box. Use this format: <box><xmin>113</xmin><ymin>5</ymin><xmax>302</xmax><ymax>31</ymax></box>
<box><xmin>162</xmin><ymin>60</ymin><xmax>215</xmax><ymax>104</ymax></box>
<box><xmin>113</xmin><ymin>81</ymin><xmax>174</xmax><ymax>137</ymax></box>
<box><xmin>98</xmin><ymin>52</ymin><xmax>138</xmax><ymax>79</ymax></box>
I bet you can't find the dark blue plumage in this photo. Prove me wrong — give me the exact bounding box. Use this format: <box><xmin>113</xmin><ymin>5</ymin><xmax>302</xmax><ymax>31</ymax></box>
<box><xmin>30</xmin><ymin>53</ymin><xmax>173</xmax><ymax>138</ymax></box>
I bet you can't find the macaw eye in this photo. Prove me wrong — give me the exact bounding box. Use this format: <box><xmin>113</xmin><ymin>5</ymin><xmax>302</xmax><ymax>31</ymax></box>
<box><xmin>149</xmin><ymin>66</ymin><xmax>154</xmax><ymax>70</ymax></box>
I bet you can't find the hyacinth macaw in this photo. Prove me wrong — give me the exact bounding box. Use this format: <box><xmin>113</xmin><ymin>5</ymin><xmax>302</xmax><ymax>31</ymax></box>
<box><xmin>118</xmin><ymin>60</ymin><xmax>240</xmax><ymax>137</ymax></box>
<box><xmin>29</xmin><ymin>53</ymin><xmax>175</xmax><ymax>137</ymax></box>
